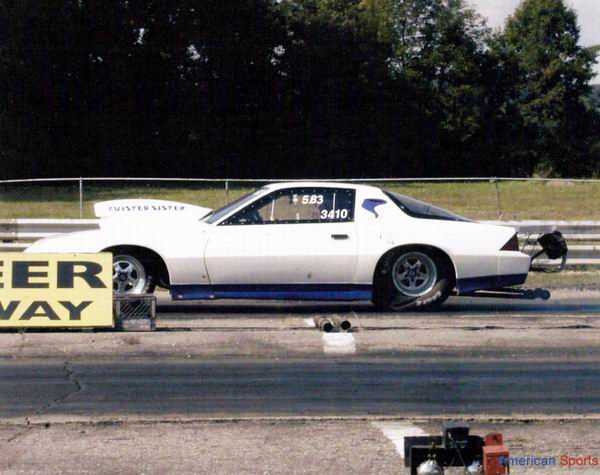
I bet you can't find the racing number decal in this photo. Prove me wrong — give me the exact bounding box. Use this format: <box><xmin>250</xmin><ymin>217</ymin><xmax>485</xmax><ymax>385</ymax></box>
<box><xmin>291</xmin><ymin>191</ymin><xmax>353</xmax><ymax>222</ymax></box>
<box><xmin>304</xmin><ymin>194</ymin><xmax>323</xmax><ymax>205</ymax></box>
<box><xmin>224</xmin><ymin>188</ymin><xmax>354</xmax><ymax>225</ymax></box>
<box><xmin>293</xmin><ymin>194</ymin><xmax>324</xmax><ymax>205</ymax></box>
<box><xmin>320</xmin><ymin>209</ymin><xmax>349</xmax><ymax>220</ymax></box>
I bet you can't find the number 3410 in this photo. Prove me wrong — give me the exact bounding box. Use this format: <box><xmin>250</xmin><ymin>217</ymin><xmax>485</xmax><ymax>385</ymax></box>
<box><xmin>321</xmin><ymin>209</ymin><xmax>349</xmax><ymax>220</ymax></box>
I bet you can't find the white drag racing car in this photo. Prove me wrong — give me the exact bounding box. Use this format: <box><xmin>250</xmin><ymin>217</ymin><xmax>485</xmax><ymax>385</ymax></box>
<box><xmin>26</xmin><ymin>182</ymin><xmax>563</xmax><ymax>310</ymax></box>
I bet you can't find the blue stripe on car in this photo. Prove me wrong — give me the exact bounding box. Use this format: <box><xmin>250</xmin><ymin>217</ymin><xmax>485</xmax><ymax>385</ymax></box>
<box><xmin>170</xmin><ymin>284</ymin><xmax>373</xmax><ymax>301</ymax></box>
<box><xmin>171</xmin><ymin>274</ymin><xmax>528</xmax><ymax>301</ymax></box>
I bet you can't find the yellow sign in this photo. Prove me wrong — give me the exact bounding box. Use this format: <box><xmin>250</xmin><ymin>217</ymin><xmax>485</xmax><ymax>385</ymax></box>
<box><xmin>0</xmin><ymin>253</ymin><xmax>113</xmax><ymax>328</ymax></box>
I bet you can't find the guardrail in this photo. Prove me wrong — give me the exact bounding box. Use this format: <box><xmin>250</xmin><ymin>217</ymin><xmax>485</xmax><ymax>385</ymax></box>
<box><xmin>0</xmin><ymin>219</ymin><xmax>99</xmax><ymax>252</ymax></box>
<box><xmin>3</xmin><ymin>218</ymin><xmax>600</xmax><ymax>268</ymax></box>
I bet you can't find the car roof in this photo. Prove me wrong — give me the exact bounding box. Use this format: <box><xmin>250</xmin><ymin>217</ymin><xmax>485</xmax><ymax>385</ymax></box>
<box><xmin>262</xmin><ymin>181</ymin><xmax>381</xmax><ymax>192</ymax></box>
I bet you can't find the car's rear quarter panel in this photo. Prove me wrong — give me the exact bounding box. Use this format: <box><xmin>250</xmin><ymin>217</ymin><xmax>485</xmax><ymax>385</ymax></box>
<box><xmin>353</xmin><ymin>191</ymin><xmax>530</xmax><ymax>291</ymax></box>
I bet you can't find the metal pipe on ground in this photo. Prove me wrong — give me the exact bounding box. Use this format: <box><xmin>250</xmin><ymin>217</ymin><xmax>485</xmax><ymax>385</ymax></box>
<box><xmin>313</xmin><ymin>316</ymin><xmax>335</xmax><ymax>333</ymax></box>
<box><xmin>330</xmin><ymin>316</ymin><xmax>352</xmax><ymax>332</ymax></box>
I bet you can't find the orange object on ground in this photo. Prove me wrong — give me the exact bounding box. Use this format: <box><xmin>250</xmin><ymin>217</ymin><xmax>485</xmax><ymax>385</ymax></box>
<box><xmin>483</xmin><ymin>444</ymin><xmax>509</xmax><ymax>475</ymax></box>
<box><xmin>485</xmin><ymin>433</ymin><xmax>504</xmax><ymax>446</ymax></box>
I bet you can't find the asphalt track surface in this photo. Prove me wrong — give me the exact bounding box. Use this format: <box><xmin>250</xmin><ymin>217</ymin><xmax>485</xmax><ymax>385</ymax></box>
<box><xmin>2</xmin><ymin>295</ymin><xmax>600</xmax><ymax>422</ymax></box>
<box><xmin>158</xmin><ymin>294</ymin><xmax>600</xmax><ymax>318</ymax></box>
<box><xmin>2</xmin><ymin>359</ymin><xmax>599</xmax><ymax>420</ymax></box>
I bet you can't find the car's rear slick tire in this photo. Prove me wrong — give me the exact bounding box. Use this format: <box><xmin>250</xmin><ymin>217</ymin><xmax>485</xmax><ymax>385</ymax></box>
<box><xmin>372</xmin><ymin>248</ymin><xmax>452</xmax><ymax>311</ymax></box>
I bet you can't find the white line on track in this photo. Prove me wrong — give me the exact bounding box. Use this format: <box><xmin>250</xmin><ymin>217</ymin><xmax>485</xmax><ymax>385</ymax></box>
<box><xmin>372</xmin><ymin>422</ymin><xmax>426</xmax><ymax>458</ymax></box>
<box><xmin>303</xmin><ymin>318</ymin><xmax>316</xmax><ymax>327</ymax></box>
<box><xmin>322</xmin><ymin>332</ymin><xmax>356</xmax><ymax>355</ymax></box>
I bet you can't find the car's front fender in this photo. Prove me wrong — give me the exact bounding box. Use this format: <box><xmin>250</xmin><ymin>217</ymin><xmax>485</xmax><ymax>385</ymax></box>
<box><xmin>25</xmin><ymin>218</ymin><xmax>210</xmax><ymax>287</ymax></box>
<box><xmin>25</xmin><ymin>229</ymin><xmax>109</xmax><ymax>254</ymax></box>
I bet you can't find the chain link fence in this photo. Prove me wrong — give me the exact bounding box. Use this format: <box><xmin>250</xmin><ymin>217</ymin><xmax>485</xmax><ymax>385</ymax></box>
<box><xmin>1</xmin><ymin>177</ymin><xmax>600</xmax><ymax>220</ymax></box>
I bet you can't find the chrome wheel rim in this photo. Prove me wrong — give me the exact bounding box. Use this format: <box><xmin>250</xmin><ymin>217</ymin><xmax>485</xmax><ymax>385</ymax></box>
<box><xmin>392</xmin><ymin>252</ymin><xmax>437</xmax><ymax>297</ymax></box>
<box><xmin>113</xmin><ymin>255</ymin><xmax>147</xmax><ymax>294</ymax></box>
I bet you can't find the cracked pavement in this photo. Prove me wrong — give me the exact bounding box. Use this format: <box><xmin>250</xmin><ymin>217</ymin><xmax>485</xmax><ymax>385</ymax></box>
<box><xmin>1</xmin><ymin>295</ymin><xmax>600</xmax><ymax>473</ymax></box>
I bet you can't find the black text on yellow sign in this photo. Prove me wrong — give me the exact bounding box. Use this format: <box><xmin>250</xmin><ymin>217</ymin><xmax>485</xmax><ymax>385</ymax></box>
<box><xmin>0</xmin><ymin>253</ymin><xmax>113</xmax><ymax>328</ymax></box>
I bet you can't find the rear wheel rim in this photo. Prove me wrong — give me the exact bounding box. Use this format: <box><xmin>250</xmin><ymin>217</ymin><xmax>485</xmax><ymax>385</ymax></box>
<box><xmin>392</xmin><ymin>252</ymin><xmax>437</xmax><ymax>297</ymax></box>
<box><xmin>113</xmin><ymin>255</ymin><xmax>147</xmax><ymax>294</ymax></box>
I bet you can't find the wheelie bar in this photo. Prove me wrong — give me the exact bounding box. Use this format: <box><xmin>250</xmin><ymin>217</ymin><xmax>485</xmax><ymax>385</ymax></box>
<box><xmin>460</xmin><ymin>287</ymin><xmax>551</xmax><ymax>300</ymax></box>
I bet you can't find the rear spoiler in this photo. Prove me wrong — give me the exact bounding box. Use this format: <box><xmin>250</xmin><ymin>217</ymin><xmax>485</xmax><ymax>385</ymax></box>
<box><xmin>94</xmin><ymin>199</ymin><xmax>212</xmax><ymax>219</ymax></box>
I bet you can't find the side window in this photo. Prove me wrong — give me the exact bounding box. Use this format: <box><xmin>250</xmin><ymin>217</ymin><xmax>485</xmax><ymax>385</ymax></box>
<box><xmin>222</xmin><ymin>188</ymin><xmax>355</xmax><ymax>225</ymax></box>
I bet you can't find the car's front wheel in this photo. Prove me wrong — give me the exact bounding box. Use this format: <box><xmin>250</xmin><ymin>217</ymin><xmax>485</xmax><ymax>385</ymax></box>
<box><xmin>373</xmin><ymin>248</ymin><xmax>453</xmax><ymax>311</ymax></box>
<box><xmin>112</xmin><ymin>254</ymin><xmax>155</xmax><ymax>295</ymax></box>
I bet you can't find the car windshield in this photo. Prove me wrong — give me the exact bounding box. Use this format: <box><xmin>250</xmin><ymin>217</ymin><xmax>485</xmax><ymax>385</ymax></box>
<box><xmin>203</xmin><ymin>189</ymin><xmax>264</xmax><ymax>224</ymax></box>
<box><xmin>383</xmin><ymin>190</ymin><xmax>470</xmax><ymax>222</ymax></box>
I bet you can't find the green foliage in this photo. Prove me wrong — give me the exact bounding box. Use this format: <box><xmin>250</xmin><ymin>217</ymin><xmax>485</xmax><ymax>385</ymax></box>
<box><xmin>359</xmin><ymin>0</ymin><xmax>395</xmax><ymax>42</ymax></box>
<box><xmin>385</xmin><ymin>0</ymin><xmax>523</xmax><ymax>175</ymax></box>
<box><xmin>587</xmin><ymin>45</ymin><xmax>600</xmax><ymax>57</ymax></box>
<box><xmin>499</xmin><ymin>0</ymin><xmax>596</xmax><ymax>175</ymax></box>
<box><xmin>0</xmin><ymin>0</ymin><xmax>598</xmax><ymax>179</ymax></box>
<box><xmin>589</xmin><ymin>85</ymin><xmax>600</xmax><ymax>110</ymax></box>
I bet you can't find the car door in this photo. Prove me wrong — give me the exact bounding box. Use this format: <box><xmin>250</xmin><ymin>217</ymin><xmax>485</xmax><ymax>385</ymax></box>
<box><xmin>204</xmin><ymin>187</ymin><xmax>358</xmax><ymax>285</ymax></box>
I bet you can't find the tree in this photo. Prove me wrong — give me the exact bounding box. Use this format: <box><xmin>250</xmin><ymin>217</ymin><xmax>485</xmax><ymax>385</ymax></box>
<box><xmin>1</xmin><ymin>0</ymin><xmax>596</xmax><ymax>180</ymax></box>
<box><xmin>386</xmin><ymin>0</ymin><xmax>498</xmax><ymax>175</ymax></box>
<box><xmin>270</xmin><ymin>0</ymin><xmax>398</xmax><ymax>177</ymax></box>
<box><xmin>0</xmin><ymin>0</ymin><xmax>291</xmax><ymax>178</ymax></box>
<box><xmin>587</xmin><ymin>45</ymin><xmax>600</xmax><ymax>59</ymax></box>
<box><xmin>500</xmin><ymin>0</ymin><xmax>596</xmax><ymax>175</ymax></box>
<box><xmin>354</xmin><ymin>0</ymin><xmax>395</xmax><ymax>44</ymax></box>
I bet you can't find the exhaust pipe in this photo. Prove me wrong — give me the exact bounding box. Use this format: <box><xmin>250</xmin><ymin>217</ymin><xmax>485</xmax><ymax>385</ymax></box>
<box><xmin>321</xmin><ymin>319</ymin><xmax>334</xmax><ymax>332</ymax></box>
<box><xmin>330</xmin><ymin>316</ymin><xmax>352</xmax><ymax>332</ymax></box>
<box><xmin>313</xmin><ymin>316</ymin><xmax>335</xmax><ymax>333</ymax></box>
<box><xmin>313</xmin><ymin>316</ymin><xmax>352</xmax><ymax>332</ymax></box>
